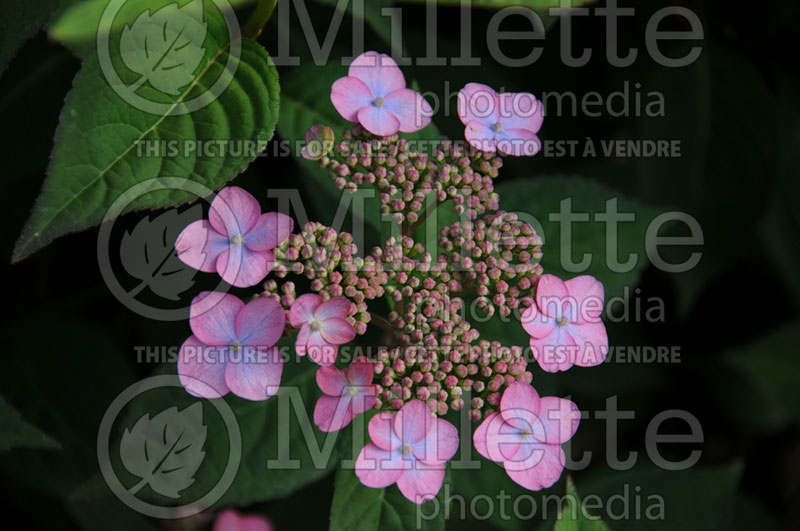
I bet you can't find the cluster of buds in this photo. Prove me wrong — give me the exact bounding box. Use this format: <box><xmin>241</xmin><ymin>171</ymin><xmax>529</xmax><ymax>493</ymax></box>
<box><xmin>267</xmin><ymin>122</ymin><xmax>544</xmax><ymax>421</ymax></box>
<box><xmin>312</xmin><ymin>125</ymin><xmax>502</xmax><ymax>225</ymax></box>
<box><xmin>439</xmin><ymin>212</ymin><xmax>544</xmax><ymax>318</ymax></box>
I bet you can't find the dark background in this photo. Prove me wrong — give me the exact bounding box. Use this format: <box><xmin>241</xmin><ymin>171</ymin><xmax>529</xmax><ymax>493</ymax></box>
<box><xmin>0</xmin><ymin>0</ymin><xmax>798</xmax><ymax>529</ymax></box>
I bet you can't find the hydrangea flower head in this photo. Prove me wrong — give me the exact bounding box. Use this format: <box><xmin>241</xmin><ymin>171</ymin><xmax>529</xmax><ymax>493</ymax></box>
<box><xmin>473</xmin><ymin>381</ymin><xmax>579</xmax><ymax>491</ymax></box>
<box><xmin>355</xmin><ymin>400</ymin><xmax>459</xmax><ymax>504</ymax></box>
<box><xmin>178</xmin><ymin>291</ymin><xmax>285</xmax><ymax>401</ymax></box>
<box><xmin>176</xmin><ymin>186</ymin><xmax>294</xmax><ymax>287</ymax></box>
<box><xmin>458</xmin><ymin>83</ymin><xmax>543</xmax><ymax>156</ymax></box>
<box><xmin>314</xmin><ymin>356</ymin><xmax>377</xmax><ymax>432</ymax></box>
<box><xmin>214</xmin><ymin>509</ymin><xmax>272</xmax><ymax>531</ymax></box>
<box><xmin>331</xmin><ymin>51</ymin><xmax>433</xmax><ymax>136</ymax></box>
<box><xmin>521</xmin><ymin>274</ymin><xmax>608</xmax><ymax>372</ymax></box>
<box><xmin>289</xmin><ymin>294</ymin><xmax>356</xmax><ymax>366</ymax></box>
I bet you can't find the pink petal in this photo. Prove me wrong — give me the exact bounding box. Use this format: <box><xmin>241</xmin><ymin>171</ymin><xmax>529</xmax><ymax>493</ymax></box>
<box><xmin>178</xmin><ymin>335</ymin><xmax>229</xmax><ymax>398</ymax></box>
<box><xmin>564</xmin><ymin>275</ymin><xmax>605</xmax><ymax>324</ymax></box>
<box><xmin>496</xmin><ymin>128</ymin><xmax>541</xmax><ymax>157</ymax></box>
<box><xmin>355</xmin><ymin>443</ymin><xmax>405</xmax><ymax>488</ymax></box>
<box><xmin>190</xmin><ymin>291</ymin><xmax>243</xmax><ymax>345</ymax></box>
<box><xmin>316</xmin><ymin>365</ymin><xmax>349</xmax><ymax>396</ymax></box>
<box><xmin>396</xmin><ymin>466</ymin><xmax>444</xmax><ymax>504</ymax></box>
<box><xmin>536</xmin><ymin>274</ymin><xmax>569</xmax><ymax>319</ymax></box>
<box><xmin>394</xmin><ymin>400</ymin><xmax>433</xmax><ymax>444</ymax></box>
<box><xmin>289</xmin><ymin>294</ymin><xmax>322</xmax><ymax>327</ymax></box>
<box><xmin>306</xmin><ymin>330</ymin><xmax>338</xmax><ymax>366</ymax></box>
<box><xmin>500</xmin><ymin>382</ymin><xmax>541</xmax><ymax>430</ymax></box>
<box><xmin>175</xmin><ymin>220</ymin><xmax>228</xmax><ymax>272</ymax></box>
<box><xmin>294</xmin><ymin>324</ymin><xmax>310</xmax><ymax>357</ymax></box>
<box><xmin>320</xmin><ymin>317</ymin><xmax>356</xmax><ymax>345</ymax></box>
<box><xmin>369</xmin><ymin>411</ymin><xmax>402</xmax><ymax>451</ymax></box>
<box><xmin>504</xmin><ymin>442</ymin><xmax>565</xmax><ymax>491</ymax></box>
<box><xmin>534</xmin><ymin>397</ymin><xmax>580</xmax><ymax>445</ymax></box>
<box><xmin>497</xmin><ymin>92</ymin><xmax>543</xmax><ymax>132</ymax></box>
<box><xmin>224</xmin><ymin>346</ymin><xmax>283</xmax><ymax>401</ymax></box>
<box><xmin>238</xmin><ymin>515</ymin><xmax>272</xmax><ymax>531</ymax></box>
<box><xmin>347</xmin><ymin>356</ymin><xmax>375</xmax><ymax>386</ymax></box>
<box><xmin>330</xmin><ymin>76</ymin><xmax>373</xmax><ymax>122</ymax></box>
<box><xmin>216</xmin><ymin>246</ymin><xmax>273</xmax><ymax>288</ymax></box>
<box><xmin>209</xmin><ymin>186</ymin><xmax>261</xmax><ymax>237</ymax></box>
<box><xmin>315</xmin><ymin>297</ymin><xmax>353</xmax><ymax>320</ymax></box>
<box><xmin>521</xmin><ymin>304</ymin><xmax>556</xmax><ymax>339</ymax></box>
<box><xmin>245</xmin><ymin>212</ymin><xmax>294</xmax><ymax>252</ymax></box>
<box><xmin>235</xmin><ymin>297</ymin><xmax>285</xmax><ymax>347</ymax></box>
<box><xmin>382</xmin><ymin>88</ymin><xmax>432</xmax><ymax>133</ymax></box>
<box><xmin>464</xmin><ymin>120</ymin><xmax>497</xmax><ymax>153</ymax></box>
<box><xmin>348</xmin><ymin>51</ymin><xmax>405</xmax><ymax>98</ymax></box>
<box><xmin>313</xmin><ymin>394</ymin><xmax>354</xmax><ymax>432</ymax></box>
<box><xmin>473</xmin><ymin>412</ymin><xmax>521</xmax><ymax>462</ymax></box>
<box><xmin>350</xmin><ymin>386</ymin><xmax>377</xmax><ymax>416</ymax></box>
<box><xmin>567</xmin><ymin>322</ymin><xmax>608</xmax><ymax>367</ymax></box>
<box><xmin>357</xmin><ymin>105</ymin><xmax>401</xmax><ymax>136</ymax></box>
<box><xmin>458</xmin><ymin>82</ymin><xmax>499</xmax><ymax>125</ymax></box>
<box><xmin>412</xmin><ymin>418</ymin><xmax>459</xmax><ymax>465</ymax></box>
<box><xmin>530</xmin><ymin>327</ymin><xmax>577</xmax><ymax>373</ymax></box>
<box><xmin>214</xmin><ymin>510</ymin><xmax>240</xmax><ymax>531</ymax></box>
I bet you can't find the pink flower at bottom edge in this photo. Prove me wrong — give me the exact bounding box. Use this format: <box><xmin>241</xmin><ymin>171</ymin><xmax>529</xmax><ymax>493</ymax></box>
<box><xmin>314</xmin><ymin>357</ymin><xmax>377</xmax><ymax>432</ymax></box>
<box><xmin>473</xmin><ymin>382</ymin><xmax>579</xmax><ymax>491</ymax></box>
<box><xmin>214</xmin><ymin>509</ymin><xmax>272</xmax><ymax>531</ymax></box>
<box><xmin>355</xmin><ymin>400</ymin><xmax>459</xmax><ymax>504</ymax></box>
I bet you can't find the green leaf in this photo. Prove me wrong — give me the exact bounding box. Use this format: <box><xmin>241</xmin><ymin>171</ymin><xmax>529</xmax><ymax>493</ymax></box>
<box><xmin>636</xmin><ymin>43</ymin><xmax>779</xmax><ymax>315</ymax></box>
<box><xmin>49</xmin><ymin>0</ymin><xmax>256</xmax><ymax>57</ymax></box>
<box><xmin>577</xmin><ymin>462</ymin><xmax>743</xmax><ymax>531</ymax></box>
<box><xmin>0</xmin><ymin>394</ymin><xmax>60</xmax><ymax>452</ymax></box>
<box><xmin>495</xmin><ymin>175</ymin><xmax>661</xmax><ymax>301</ymax></box>
<box><xmin>13</xmin><ymin>6</ymin><xmax>280</xmax><ymax>262</ymax></box>
<box><xmin>330</xmin><ymin>466</ymin><xmax>447</xmax><ymax>531</ymax></box>
<box><xmin>710</xmin><ymin>323</ymin><xmax>800</xmax><ymax>431</ymax></box>
<box><xmin>396</xmin><ymin>0</ymin><xmax>592</xmax><ymax>8</ymax></box>
<box><xmin>0</xmin><ymin>0</ymin><xmax>60</xmax><ymax>74</ymax></box>
<box><xmin>554</xmin><ymin>476</ymin><xmax>610</xmax><ymax>531</ymax></box>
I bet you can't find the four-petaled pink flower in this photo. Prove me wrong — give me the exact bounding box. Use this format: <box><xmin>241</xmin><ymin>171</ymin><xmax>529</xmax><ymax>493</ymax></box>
<box><xmin>474</xmin><ymin>381</ymin><xmax>579</xmax><ymax>491</ymax></box>
<box><xmin>355</xmin><ymin>400</ymin><xmax>458</xmax><ymax>504</ymax></box>
<box><xmin>521</xmin><ymin>274</ymin><xmax>608</xmax><ymax>372</ymax></box>
<box><xmin>214</xmin><ymin>509</ymin><xmax>273</xmax><ymax>531</ymax></box>
<box><xmin>289</xmin><ymin>294</ymin><xmax>356</xmax><ymax>366</ymax></box>
<box><xmin>314</xmin><ymin>357</ymin><xmax>377</xmax><ymax>432</ymax></box>
<box><xmin>331</xmin><ymin>51</ymin><xmax>433</xmax><ymax>137</ymax></box>
<box><xmin>457</xmin><ymin>83</ymin><xmax>544</xmax><ymax>156</ymax></box>
<box><xmin>178</xmin><ymin>291</ymin><xmax>285</xmax><ymax>401</ymax></box>
<box><xmin>176</xmin><ymin>186</ymin><xmax>294</xmax><ymax>288</ymax></box>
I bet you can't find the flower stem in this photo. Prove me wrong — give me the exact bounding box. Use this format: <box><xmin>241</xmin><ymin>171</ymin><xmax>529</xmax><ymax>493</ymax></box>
<box><xmin>370</xmin><ymin>313</ymin><xmax>401</xmax><ymax>339</ymax></box>
<box><xmin>242</xmin><ymin>0</ymin><xmax>279</xmax><ymax>39</ymax></box>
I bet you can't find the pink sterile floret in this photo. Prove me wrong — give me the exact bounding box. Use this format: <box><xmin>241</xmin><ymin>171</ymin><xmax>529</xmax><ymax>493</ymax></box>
<box><xmin>178</xmin><ymin>291</ymin><xmax>285</xmax><ymax>401</ymax></box>
<box><xmin>457</xmin><ymin>82</ymin><xmax>543</xmax><ymax>156</ymax></box>
<box><xmin>521</xmin><ymin>274</ymin><xmax>608</xmax><ymax>372</ymax></box>
<box><xmin>314</xmin><ymin>356</ymin><xmax>378</xmax><ymax>432</ymax></box>
<box><xmin>290</xmin><ymin>294</ymin><xmax>356</xmax><ymax>366</ymax></box>
<box><xmin>176</xmin><ymin>186</ymin><xmax>294</xmax><ymax>288</ymax></box>
<box><xmin>214</xmin><ymin>509</ymin><xmax>272</xmax><ymax>531</ymax></box>
<box><xmin>331</xmin><ymin>51</ymin><xmax>433</xmax><ymax>137</ymax></box>
<box><xmin>355</xmin><ymin>400</ymin><xmax>459</xmax><ymax>504</ymax></box>
<box><xmin>473</xmin><ymin>381</ymin><xmax>580</xmax><ymax>491</ymax></box>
